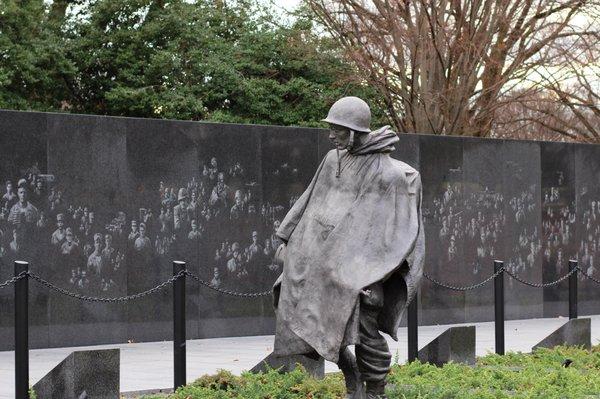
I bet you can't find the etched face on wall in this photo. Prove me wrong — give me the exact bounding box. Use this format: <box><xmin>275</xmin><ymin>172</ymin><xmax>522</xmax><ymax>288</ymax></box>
<box><xmin>17</xmin><ymin>186</ymin><xmax>27</xmax><ymax>203</ymax></box>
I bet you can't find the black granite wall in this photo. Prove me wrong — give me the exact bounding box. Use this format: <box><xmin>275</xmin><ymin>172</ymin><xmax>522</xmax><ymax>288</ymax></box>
<box><xmin>0</xmin><ymin>110</ymin><xmax>599</xmax><ymax>351</ymax></box>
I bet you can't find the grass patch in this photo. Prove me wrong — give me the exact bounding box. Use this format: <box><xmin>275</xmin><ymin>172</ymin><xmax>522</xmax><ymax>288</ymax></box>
<box><xmin>141</xmin><ymin>345</ymin><xmax>600</xmax><ymax>398</ymax></box>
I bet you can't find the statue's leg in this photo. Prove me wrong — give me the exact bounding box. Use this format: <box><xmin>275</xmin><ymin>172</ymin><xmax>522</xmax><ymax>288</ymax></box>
<box><xmin>356</xmin><ymin>284</ymin><xmax>391</xmax><ymax>398</ymax></box>
<box><xmin>338</xmin><ymin>346</ymin><xmax>364</xmax><ymax>398</ymax></box>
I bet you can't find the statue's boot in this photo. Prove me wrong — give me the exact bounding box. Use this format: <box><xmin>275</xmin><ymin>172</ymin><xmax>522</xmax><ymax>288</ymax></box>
<box><xmin>365</xmin><ymin>381</ymin><xmax>387</xmax><ymax>399</ymax></box>
<box><xmin>338</xmin><ymin>347</ymin><xmax>365</xmax><ymax>398</ymax></box>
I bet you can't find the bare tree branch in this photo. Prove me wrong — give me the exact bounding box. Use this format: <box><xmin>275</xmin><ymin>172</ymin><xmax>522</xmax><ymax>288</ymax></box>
<box><xmin>307</xmin><ymin>0</ymin><xmax>600</xmax><ymax>142</ymax></box>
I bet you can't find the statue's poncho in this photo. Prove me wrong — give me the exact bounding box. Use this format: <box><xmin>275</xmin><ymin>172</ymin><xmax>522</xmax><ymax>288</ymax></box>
<box><xmin>273</xmin><ymin>126</ymin><xmax>425</xmax><ymax>363</ymax></box>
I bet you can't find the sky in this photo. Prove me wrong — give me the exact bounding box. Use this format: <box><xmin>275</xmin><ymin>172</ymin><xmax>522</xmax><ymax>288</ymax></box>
<box><xmin>265</xmin><ymin>0</ymin><xmax>302</xmax><ymax>13</ymax></box>
<box><xmin>271</xmin><ymin>0</ymin><xmax>302</xmax><ymax>8</ymax></box>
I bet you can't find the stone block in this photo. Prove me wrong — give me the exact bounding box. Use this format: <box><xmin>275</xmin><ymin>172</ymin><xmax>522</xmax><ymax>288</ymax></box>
<box><xmin>533</xmin><ymin>318</ymin><xmax>591</xmax><ymax>350</ymax></box>
<box><xmin>33</xmin><ymin>349</ymin><xmax>119</xmax><ymax>399</ymax></box>
<box><xmin>251</xmin><ymin>351</ymin><xmax>324</xmax><ymax>378</ymax></box>
<box><xmin>417</xmin><ymin>326</ymin><xmax>476</xmax><ymax>367</ymax></box>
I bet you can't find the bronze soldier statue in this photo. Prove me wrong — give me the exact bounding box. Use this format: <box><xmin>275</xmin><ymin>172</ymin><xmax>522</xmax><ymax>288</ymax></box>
<box><xmin>272</xmin><ymin>97</ymin><xmax>425</xmax><ymax>398</ymax></box>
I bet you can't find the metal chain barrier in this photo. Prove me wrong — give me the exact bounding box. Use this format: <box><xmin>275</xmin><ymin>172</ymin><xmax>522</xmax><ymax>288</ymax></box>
<box><xmin>17</xmin><ymin>262</ymin><xmax>600</xmax><ymax>302</ymax></box>
<box><xmin>28</xmin><ymin>270</ymin><xmax>186</xmax><ymax>302</ymax></box>
<box><xmin>0</xmin><ymin>271</ymin><xmax>28</xmax><ymax>290</ymax></box>
<box><xmin>422</xmin><ymin>267</ymin><xmax>505</xmax><ymax>291</ymax></box>
<box><xmin>185</xmin><ymin>270</ymin><xmax>272</xmax><ymax>297</ymax></box>
<box><xmin>6</xmin><ymin>268</ymin><xmax>272</xmax><ymax>300</ymax></box>
<box><xmin>578</xmin><ymin>268</ymin><xmax>600</xmax><ymax>285</ymax></box>
<box><xmin>504</xmin><ymin>266</ymin><xmax>578</xmax><ymax>288</ymax></box>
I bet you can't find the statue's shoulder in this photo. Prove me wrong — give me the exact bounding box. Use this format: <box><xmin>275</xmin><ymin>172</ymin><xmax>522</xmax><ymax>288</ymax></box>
<box><xmin>388</xmin><ymin>158</ymin><xmax>420</xmax><ymax>180</ymax></box>
<box><xmin>322</xmin><ymin>149</ymin><xmax>345</xmax><ymax>166</ymax></box>
<box><xmin>386</xmin><ymin>158</ymin><xmax>421</xmax><ymax>193</ymax></box>
<box><xmin>324</xmin><ymin>149</ymin><xmax>338</xmax><ymax>160</ymax></box>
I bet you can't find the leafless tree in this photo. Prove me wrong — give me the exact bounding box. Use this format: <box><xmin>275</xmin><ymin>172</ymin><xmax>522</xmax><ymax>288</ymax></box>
<box><xmin>307</xmin><ymin>0</ymin><xmax>599</xmax><ymax>139</ymax></box>
<box><xmin>493</xmin><ymin>89</ymin><xmax>583</xmax><ymax>142</ymax></box>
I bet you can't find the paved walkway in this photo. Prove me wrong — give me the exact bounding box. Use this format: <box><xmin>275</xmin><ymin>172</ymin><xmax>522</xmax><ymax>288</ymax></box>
<box><xmin>1</xmin><ymin>315</ymin><xmax>599</xmax><ymax>397</ymax></box>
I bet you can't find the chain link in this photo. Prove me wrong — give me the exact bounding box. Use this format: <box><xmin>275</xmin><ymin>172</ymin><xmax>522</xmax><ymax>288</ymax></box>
<box><xmin>185</xmin><ymin>271</ymin><xmax>272</xmax><ymax>297</ymax></box>
<box><xmin>504</xmin><ymin>266</ymin><xmax>578</xmax><ymax>288</ymax></box>
<box><xmin>28</xmin><ymin>270</ymin><xmax>186</xmax><ymax>302</ymax></box>
<box><xmin>578</xmin><ymin>269</ymin><xmax>600</xmax><ymax>285</ymax></box>
<box><xmin>0</xmin><ymin>272</ymin><xmax>28</xmax><ymax>290</ymax></box>
<box><xmin>423</xmin><ymin>267</ymin><xmax>505</xmax><ymax>291</ymax></box>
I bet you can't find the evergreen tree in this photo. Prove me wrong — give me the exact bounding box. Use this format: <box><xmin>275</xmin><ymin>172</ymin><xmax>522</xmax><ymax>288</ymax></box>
<box><xmin>0</xmin><ymin>0</ymin><xmax>388</xmax><ymax>128</ymax></box>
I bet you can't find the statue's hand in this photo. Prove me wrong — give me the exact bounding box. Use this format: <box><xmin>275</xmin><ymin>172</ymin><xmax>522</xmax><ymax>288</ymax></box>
<box><xmin>274</xmin><ymin>243</ymin><xmax>287</xmax><ymax>266</ymax></box>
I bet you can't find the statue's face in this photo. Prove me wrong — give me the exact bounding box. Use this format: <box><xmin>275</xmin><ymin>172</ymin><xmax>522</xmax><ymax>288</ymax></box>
<box><xmin>328</xmin><ymin>124</ymin><xmax>350</xmax><ymax>149</ymax></box>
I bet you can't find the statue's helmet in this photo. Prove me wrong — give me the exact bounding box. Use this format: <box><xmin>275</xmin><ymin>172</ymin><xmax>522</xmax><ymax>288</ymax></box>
<box><xmin>322</xmin><ymin>96</ymin><xmax>371</xmax><ymax>133</ymax></box>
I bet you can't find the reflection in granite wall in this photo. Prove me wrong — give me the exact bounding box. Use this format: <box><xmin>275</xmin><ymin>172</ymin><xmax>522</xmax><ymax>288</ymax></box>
<box><xmin>501</xmin><ymin>141</ymin><xmax>542</xmax><ymax>320</ymax></box>
<box><xmin>0</xmin><ymin>111</ymin><xmax>325</xmax><ymax>350</ymax></box>
<box><xmin>0</xmin><ymin>111</ymin><xmax>50</xmax><ymax>351</ymax></box>
<box><xmin>0</xmin><ymin>110</ymin><xmax>600</xmax><ymax>351</ymax></box>
<box><xmin>419</xmin><ymin>136</ymin><xmax>466</xmax><ymax>325</ymax></box>
<box><xmin>461</xmin><ymin>139</ymin><xmax>506</xmax><ymax>323</ymax></box>
<box><xmin>540</xmin><ymin>143</ymin><xmax>578</xmax><ymax>317</ymax></box>
<box><xmin>575</xmin><ymin>144</ymin><xmax>600</xmax><ymax>315</ymax></box>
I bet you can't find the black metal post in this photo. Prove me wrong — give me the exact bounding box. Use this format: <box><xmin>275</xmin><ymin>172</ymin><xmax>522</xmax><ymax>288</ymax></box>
<box><xmin>569</xmin><ymin>259</ymin><xmax>578</xmax><ymax>320</ymax></box>
<box><xmin>493</xmin><ymin>260</ymin><xmax>505</xmax><ymax>355</ymax></box>
<box><xmin>407</xmin><ymin>291</ymin><xmax>418</xmax><ymax>362</ymax></box>
<box><xmin>14</xmin><ymin>261</ymin><xmax>29</xmax><ymax>399</ymax></box>
<box><xmin>173</xmin><ymin>261</ymin><xmax>186</xmax><ymax>391</ymax></box>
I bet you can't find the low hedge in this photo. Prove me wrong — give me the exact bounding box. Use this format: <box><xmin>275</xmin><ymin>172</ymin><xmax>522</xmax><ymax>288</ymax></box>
<box><xmin>143</xmin><ymin>344</ymin><xmax>600</xmax><ymax>398</ymax></box>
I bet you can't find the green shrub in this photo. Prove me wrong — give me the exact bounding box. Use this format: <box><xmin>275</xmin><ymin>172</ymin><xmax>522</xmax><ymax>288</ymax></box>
<box><xmin>141</xmin><ymin>345</ymin><xmax>600</xmax><ymax>399</ymax></box>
